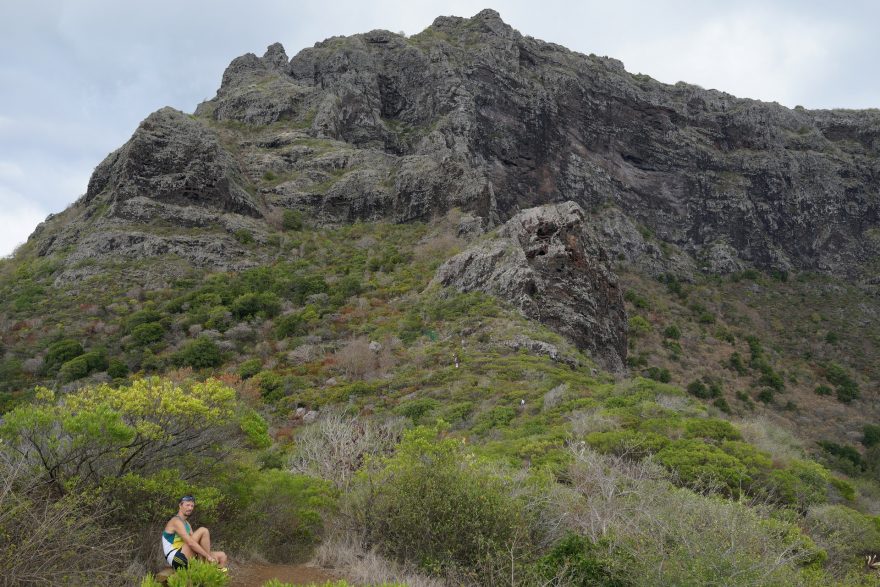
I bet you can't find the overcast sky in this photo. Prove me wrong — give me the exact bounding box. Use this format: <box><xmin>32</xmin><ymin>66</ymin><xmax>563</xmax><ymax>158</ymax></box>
<box><xmin>1</xmin><ymin>0</ymin><xmax>878</xmax><ymax>257</ymax></box>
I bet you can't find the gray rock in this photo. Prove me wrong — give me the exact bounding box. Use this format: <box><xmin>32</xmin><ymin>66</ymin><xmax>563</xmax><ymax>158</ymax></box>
<box><xmin>434</xmin><ymin>201</ymin><xmax>627</xmax><ymax>371</ymax></box>
<box><xmin>24</xmin><ymin>9</ymin><xmax>880</xmax><ymax>293</ymax></box>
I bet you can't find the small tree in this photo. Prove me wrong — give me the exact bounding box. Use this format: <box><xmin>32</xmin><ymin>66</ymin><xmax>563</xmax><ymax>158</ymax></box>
<box><xmin>0</xmin><ymin>377</ymin><xmax>269</xmax><ymax>492</ymax></box>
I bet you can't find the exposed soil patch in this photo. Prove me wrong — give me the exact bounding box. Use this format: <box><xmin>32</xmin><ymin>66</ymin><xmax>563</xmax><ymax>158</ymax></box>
<box><xmin>229</xmin><ymin>563</ymin><xmax>340</xmax><ymax>587</ymax></box>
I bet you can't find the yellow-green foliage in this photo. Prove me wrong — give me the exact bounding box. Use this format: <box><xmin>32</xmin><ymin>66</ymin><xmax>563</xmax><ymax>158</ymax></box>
<box><xmin>0</xmin><ymin>377</ymin><xmax>270</xmax><ymax>491</ymax></box>
<box><xmin>166</xmin><ymin>560</ymin><xmax>229</xmax><ymax>587</ymax></box>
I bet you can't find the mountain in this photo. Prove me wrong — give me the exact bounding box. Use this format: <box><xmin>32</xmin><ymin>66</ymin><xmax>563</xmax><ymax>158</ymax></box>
<box><xmin>2</xmin><ymin>9</ymin><xmax>880</xmax><ymax>585</ymax></box>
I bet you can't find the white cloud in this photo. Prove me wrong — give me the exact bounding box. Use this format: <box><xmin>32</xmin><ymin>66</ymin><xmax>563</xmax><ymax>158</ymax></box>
<box><xmin>0</xmin><ymin>187</ymin><xmax>48</xmax><ymax>258</ymax></box>
<box><xmin>616</xmin><ymin>10</ymin><xmax>843</xmax><ymax>107</ymax></box>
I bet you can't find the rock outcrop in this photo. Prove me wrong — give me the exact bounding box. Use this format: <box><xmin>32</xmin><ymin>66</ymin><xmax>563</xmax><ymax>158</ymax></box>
<box><xmin>434</xmin><ymin>201</ymin><xmax>626</xmax><ymax>371</ymax></box>
<box><xmin>22</xmin><ymin>10</ymin><xmax>880</xmax><ymax>295</ymax></box>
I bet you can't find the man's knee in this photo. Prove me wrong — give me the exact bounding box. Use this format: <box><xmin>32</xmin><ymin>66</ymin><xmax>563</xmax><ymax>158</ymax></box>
<box><xmin>194</xmin><ymin>527</ymin><xmax>210</xmax><ymax>538</ymax></box>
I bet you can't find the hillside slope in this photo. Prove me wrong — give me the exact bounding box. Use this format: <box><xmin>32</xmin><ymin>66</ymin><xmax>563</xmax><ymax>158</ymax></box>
<box><xmin>1</xmin><ymin>8</ymin><xmax>879</xmax><ymax>586</ymax></box>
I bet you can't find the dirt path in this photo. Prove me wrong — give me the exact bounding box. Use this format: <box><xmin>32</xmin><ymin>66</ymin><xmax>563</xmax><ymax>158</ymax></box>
<box><xmin>228</xmin><ymin>562</ymin><xmax>341</xmax><ymax>587</ymax></box>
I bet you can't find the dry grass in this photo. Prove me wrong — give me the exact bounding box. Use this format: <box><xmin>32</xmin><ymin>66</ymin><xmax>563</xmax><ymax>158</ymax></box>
<box><xmin>313</xmin><ymin>536</ymin><xmax>444</xmax><ymax>587</ymax></box>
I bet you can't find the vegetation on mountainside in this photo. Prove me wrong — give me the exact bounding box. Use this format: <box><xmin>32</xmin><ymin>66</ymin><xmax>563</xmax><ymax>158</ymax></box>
<box><xmin>1</xmin><ymin>215</ymin><xmax>879</xmax><ymax>585</ymax></box>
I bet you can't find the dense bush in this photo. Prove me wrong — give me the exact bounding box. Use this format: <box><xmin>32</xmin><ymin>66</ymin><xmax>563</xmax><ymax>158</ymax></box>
<box><xmin>275</xmin><ymin>311</ymin><xmax>306</xmax><ymax>338</ymax></box>
<box><xmin>44</xmin><ymin>338</ymin><xmax>83</xmax><ymax>371</ymax></box>
<box><xmin>683</xmin><ymin>418</ymin><xmax>741</xmax><ymax>442</ymax></box>
<box><xmin>863</xmin><ymin>424</ymin><xmax>880</xmax><ymax>447</ymax></box>
<box><xmin>125</xmin><ymin>308</ymin><xmax>163</xmax><ymax>332</ymax></box>
<box><xmin>231</xmin><ymin>292</ymin><xmax>282</xmax><ymax>319</ymax></box>
<box><xmin>238</xmin><ymin>358</ymin><xmax>262</xmax><ymax>379</ymax></box>
<box><xmin>586</xmin><ymin>429</ymin><xmax>670</xmax><ymax>459</ymax></box>
<box><xmin>108</xmin><ymin>358</ymin><xmax>129</xmax><ymax>379</ymax></box>
<box><xmin>350</xmin><ymin>426</ymin><xmax>523</xmax><ymax>572</ymax></box>
<box><xmin>0</xmin><ymin>377</ymin><xmax>269</xmax><ymax>492</ymax></box>
<box><xmin>142</xmin><ymin>559</ymin><xmax>229</xmax><ymax>587</ymax></box>
<box><xmin>220</xmin><ymin>468</ymin><xmax>335</xmax><ymax>562</ymax></box>
<box><xmin>627</xmin><ymin>315</ymin><xmax>651</xmax><ymax>336</ymax></box>
<box><xmin>130</xmin><ymin>322</ymin><xmax>165</xmax><ymax>346</ymax></box>
<box><xmin>656</xmin><ymin>439</ymin><xmax>750</xmax><ymax>494</ymax></box>
<box><xmin>766</xmin><ymin>459</ymin><xmax>829</xmax><ymax>510</ymax></box>
<box><xmin>282</xmin><ymin>209</ymin><xmax>304</xmax><ymax>231</ymax></box>
<box><xmin>536</xmin><ymin>534</ymin><xmax>623</xmax><ymax>586</ymax></box>
<box><xmin>824</xmin><ymin>362</ymin><xmax>860</xmax><ymax>403</ymax></box>
<box><xmin>59</xmin><ymin>354</ymin><xmax>91</xmax><ymax>382</ymax></box>
<box><xmin>59</xmin><ymin>349</ymin><xmax>109</xmax><ymax>382</ymax></box>
<box><xmin>174</xmin><ymin>336</ymin><xmax>223</xmax><ymax>369</ymax></box>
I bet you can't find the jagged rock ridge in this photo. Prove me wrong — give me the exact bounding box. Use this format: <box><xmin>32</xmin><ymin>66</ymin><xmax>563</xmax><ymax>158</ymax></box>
<box><xmin>21</xmin><ymin>8</ymin><xmax>880</xmax><ymax>366</ymax></box>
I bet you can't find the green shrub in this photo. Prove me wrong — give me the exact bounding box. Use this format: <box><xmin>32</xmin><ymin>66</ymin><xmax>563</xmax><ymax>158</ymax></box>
<box><xmin>239</xmin><ymin>410</ymin><xmax>272</xmax><ymax>449</ymax></box>
<box><xmin>222</xmin><ymin>468</ymin><xmax>334</xmax><ymax>562</ymax></box>
<box><xmin>656</xmin><ymin>439</ymin><xmax>750</xmax><ymax>494</ymax></box>
<box><xmin>45</xmin><ymin>338</ymin><xmax>83</xmax><ymax>371</ymax></box>
<box><xmin>683</xmin><ymin>418</ymin><xmax>741</xmax><ymax>442</ymax></box>
<box><xmin>824</xmin><ymin>362</ymin><xmax>859</xmax><ymax>403</ymax></box>
<box><xmin>863</xmin><ymin>424</ymin><xmax>880</xmax><ymax>448</ymax></box>
<box><xmin>586</xmin><ymin>429</ymin><xmax>670</xmax><ymax>458</ymax></box>
<box><xmin>0</xmin><ymin>358</ymin><xmax>24</xmax><ymax>392</ymax></box>
<box><xmin>473</xmin><ymin>406</ymin><xmax>517</xmax><ymax>433</ymax></box>
<box><xmin>728</xmin><ymin>352</ymin><xmax>746</xmax><ymax>374</ymax></box>
<box><xmin>1</xmin><ymin>378</ymin><xmax>265</xmax><ymax>498</ymax></box>
<box><xmin>351</xmin><ymin>426</ymin><xmax>522</xmax><ymax>571</ymax></box>
<box><xmin>663</xmin><ymin>324</ymin><xmax>681</xmax><ymax>339</ymax></box>
<box><xmin>131</xmin><ymin>322</ymin><xmax>165</xmax><ymax>347</ymax></box>
<box><xmin>59</xmin><ymin>355</ymin><xmax>91</xmax><ymax>382</ymax></box>
<box><xmin>275</xmin><ymin>311</ymin><xmax>306</xmax><ymax>338</ymax></box>
<box><xmin>756</xmin><ymin>389</ymin><xmax>774</xmax><ymax>404</ymax></box>
<box><xmin>231</xmin><ymin>292</ymin><xmax>281</xmax><ymax>319</ymax></box>
<box><xmin>125</xmin><ymin>309</ymin><xmax>162</xmax><ymax>333</ymax></box>
<box><xmin>766</xmin><ymin>460</ymin><xmax>829</xmax><ymax>509</ymax></box>
<box><xmin>282</xmin><ymin>209</ymin><xmax>304</xmax><ymax>231</ymax></box>
<box><xmin>624</xmin><ymin>290</ymin><xmax>649</xmax><ymax>309</ymax></box>
<box><xmin>238</xmin><ymin>359</ymin><xmax>262</xmax><ymax>380</ymax></box>
<box><xmin>627</xmin><ymin>315</ymin><xmax>651</xmax><ymax>336</ymax></box>
<box><xmin>536</xmin><ymin>534</ymin><xmax>624</xmax><ymax>586</ymax></box>
<box><xmin>256</xmin><ymin>371</ymin><xmax>285</xmax><ymax>401</ymax></box>
<box><xmin>394</xmin><ymin>398</ymin><xmax>440</xmax><ymax>423</ymax></box>
<box><xmin>105</xmin><ymin>469</ymin><xmax>222</xmax><ymax>530</ymax></box>
<box><xmin>234</xmin><ymin>228</ymin><xmax>254</xmax><ymax>244</ymax></box>
<box><xmin>817</xmin><ymin>440</ymin><xmax>865</xmax><ymax>474</ymax></box>
<box><xmin>644</xmin><ymin>366</ymin><xmax>671</xmax><ymax>383</ymax></box>
<box><xmin>806</xmin><ymin>505</ymin><xmax>880</xmax><ymax>574</ymax></box>
<box><xmin>440</xmin><ymin>401</ymin><xmax>474</xmax><ymax>423</ymax></box>
<box><xmin>814</xmin><ymin>384</ymin><xmax>833</xmax><ymax>396</ymax></box>
<box><xmin>697</xmin><ymin>311</ymin><xmax>715</xmax><ymax>324</ymax></box>
<box><xmin>166</xmin><ymin>559</ymin><xmax>229</xmax><ymax>587</ymax></box>
<box><xmin>712</xmin><ymin>396</ymin><xmax>731</xmax><ymax>413</ymax></box>
<box><xmin>686</xmin><ymin>380</ymin><xmax>709</xmax><ymax>398</ymax></box>
<box><xmin>174</xmin><ymin>337</ymin><xmax>223</xmax><ymax>369</ymax></box>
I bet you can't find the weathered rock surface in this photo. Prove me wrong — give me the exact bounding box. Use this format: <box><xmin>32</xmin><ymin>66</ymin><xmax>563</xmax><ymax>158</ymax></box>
<box><xmin>192</xmin><ymin>8</ymin><xmax>879</xmax><ymax>279</ymax></box>
<box><xmin>434</xmin><ymin>201</ymin><xmax>626</xmax><ymax>371</ymax></box>
<box><xmin>86</xmin><ymin>107</ymin><xmax>259</xmax><ymax>217</ymax></box>
<box><xmin>23</xmin><ymin>10</ymin><xmax>880</xmax><ymax>289</ymax></box>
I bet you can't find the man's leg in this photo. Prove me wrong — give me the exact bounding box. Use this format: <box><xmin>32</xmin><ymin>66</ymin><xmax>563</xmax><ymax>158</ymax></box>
<box><xmin>214</xmin><ymin>550</ymin><xmax>228</xmax><ymax>567</ymax></box>
<box><xmin>192</xmin><ymin>527</ymin><xmax>212</xmax><ymax>557</ymax></box>
<box><xmin>193</xmin><ymin>527</ymin><xmax>226</xmax><ymax>567</ymax></box>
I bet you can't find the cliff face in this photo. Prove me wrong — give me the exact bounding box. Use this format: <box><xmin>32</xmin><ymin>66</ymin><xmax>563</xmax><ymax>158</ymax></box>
<box><xmin>196</xmin><ymin>8</ymin><xmax>879</xmax><ymax>278</ymax></box>
<box><xmin>21</xmin><ymin>9</ymin><xmax>880</xmax><ymax>367</ymax></box>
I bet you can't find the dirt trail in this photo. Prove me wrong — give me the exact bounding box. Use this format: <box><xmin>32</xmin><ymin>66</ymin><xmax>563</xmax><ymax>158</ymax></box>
<box><xmin>228</xmin><ymin>562</ymin><xmax>340</xmax><ymax>587</ymax></box>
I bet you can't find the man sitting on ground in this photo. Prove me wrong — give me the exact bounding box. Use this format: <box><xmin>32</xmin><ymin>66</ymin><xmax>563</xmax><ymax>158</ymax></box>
<box><xmin>161</xmin><ymin>495</ymin><xmax>228</xmax><ymax>571</ymax></box>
